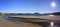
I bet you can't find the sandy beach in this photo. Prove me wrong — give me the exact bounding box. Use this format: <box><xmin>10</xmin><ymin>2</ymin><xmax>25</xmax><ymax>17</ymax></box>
<box><xmin>0</xmin><ymin>16</ymin><xmax>42</xmax><ymax>27</ymax></box>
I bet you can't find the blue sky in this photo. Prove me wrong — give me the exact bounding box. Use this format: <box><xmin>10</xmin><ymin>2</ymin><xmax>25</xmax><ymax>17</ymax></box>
<box><xmin>0</xmin><ymin>0</ymin><xmax>60</xmax><ymax>13</ymax></box>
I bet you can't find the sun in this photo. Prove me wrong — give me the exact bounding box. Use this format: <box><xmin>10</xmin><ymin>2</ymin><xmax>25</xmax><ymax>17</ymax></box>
<box><xmin>51</xmin><ymin>2</ymin><xmax>56</xmax><ymax>8</ymax></box>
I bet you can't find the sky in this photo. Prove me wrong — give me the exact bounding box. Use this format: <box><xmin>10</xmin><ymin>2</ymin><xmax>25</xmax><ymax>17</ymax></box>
<box><xmin>0</xmin><ymin>0</ymin><xmax>60</xmax><ymax>13</ymax></box>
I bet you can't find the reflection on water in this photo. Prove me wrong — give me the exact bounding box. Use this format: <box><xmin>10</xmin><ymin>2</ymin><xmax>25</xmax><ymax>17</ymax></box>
<box><xmin>3</xmin><ymin>16</ymin><xmax>60</xmax><ymax>27</ymax></box>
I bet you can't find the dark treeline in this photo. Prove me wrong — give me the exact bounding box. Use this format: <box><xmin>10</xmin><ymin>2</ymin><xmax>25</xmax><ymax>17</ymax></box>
<box><xmin>52</xmin><ymin>12</ymin><xmax>60</xmax><ymax>15</ymax></box>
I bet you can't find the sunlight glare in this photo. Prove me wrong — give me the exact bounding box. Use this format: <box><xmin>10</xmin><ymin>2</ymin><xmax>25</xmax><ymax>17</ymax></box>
<box><xmin>51</xmin><ymin>22</ymin><xmax>54</xmax><ymax>27</ymax></box>
<box><xmin>51</xmin><ymin>2</ymin><xmax>56</xmax><ymax>8</ymax></box>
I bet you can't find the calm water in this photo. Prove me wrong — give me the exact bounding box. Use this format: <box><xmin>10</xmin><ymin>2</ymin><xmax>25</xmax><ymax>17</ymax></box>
<box><xmin>3</xmin><ymin>16</ymin><xmax>60</xmax><ymax>27</ymax></box>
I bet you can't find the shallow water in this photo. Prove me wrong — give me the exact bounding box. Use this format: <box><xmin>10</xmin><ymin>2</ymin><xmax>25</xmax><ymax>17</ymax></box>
<box><xmin>3</xmin><ymin>16</ymin><xmax>60</xmax><ymax>27</ymax></box>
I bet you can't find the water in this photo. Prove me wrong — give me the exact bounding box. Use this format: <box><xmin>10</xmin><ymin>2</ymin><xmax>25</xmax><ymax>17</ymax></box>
<box><xmin>3</xmin><ymin>16</ymin><xmax>60</xmax><ymax>27</ymax></box>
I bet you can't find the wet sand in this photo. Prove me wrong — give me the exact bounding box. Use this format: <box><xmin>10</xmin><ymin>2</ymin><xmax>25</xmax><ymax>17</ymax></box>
<box><xmin>0</xmin><ymin>16</ymin><xmax>42</xmax><ymax>27</ymax></box>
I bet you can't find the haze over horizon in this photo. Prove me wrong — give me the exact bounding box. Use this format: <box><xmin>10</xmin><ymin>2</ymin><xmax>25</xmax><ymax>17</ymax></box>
<box><xmin>0</xmin><ymin>0</ymin><xmax>60</xmax><ymax>13</ymax></box>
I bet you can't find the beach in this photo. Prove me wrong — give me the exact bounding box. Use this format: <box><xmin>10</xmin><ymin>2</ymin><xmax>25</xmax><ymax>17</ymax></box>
<box><xmin>0</xmin><ymin>16</ymin><xmax>42</xmax><ymax>27</ymax></box>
